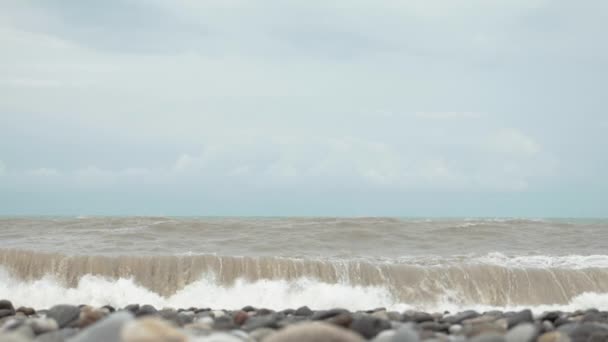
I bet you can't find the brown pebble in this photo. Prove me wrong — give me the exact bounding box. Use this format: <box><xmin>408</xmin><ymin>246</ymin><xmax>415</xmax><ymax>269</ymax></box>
<box><xmin>233</xmin><ymin>310</ymin><xmax>249</xmax><ymax>326</ymax></box>
<box><xmin>327</xmin><ymin>313</ymin><xmax>354</xmax><ymax>328</ymax></box>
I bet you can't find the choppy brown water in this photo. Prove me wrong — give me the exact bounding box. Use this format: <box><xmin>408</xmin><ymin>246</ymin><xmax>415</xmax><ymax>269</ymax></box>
<box><xmin>1</xmin><ymin>217</ymin><xmax>607</xmax><ymax>310</ymax></box>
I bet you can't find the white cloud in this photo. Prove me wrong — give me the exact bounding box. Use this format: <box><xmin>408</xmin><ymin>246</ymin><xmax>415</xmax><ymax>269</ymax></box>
<box><xmin>415</xmin><ymin>112</ymin><xmax>481</xmax><ymax>120</ymax></box>
<box><xmin>27</xmin><ymin>168</ymin><xmax>59</xmax><ymax>177</ymax></box>
<box><xmin>488</xmin><ymin>128</ymin><xmax>541</xmax><ymax>157</ymax></box>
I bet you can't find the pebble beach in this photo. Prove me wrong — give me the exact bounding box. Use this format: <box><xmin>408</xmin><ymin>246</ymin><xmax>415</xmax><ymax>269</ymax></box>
<box><xmin>1</xmin><ymin>300</ymin><xmax>608</xmax><ymax>342</ymax></box>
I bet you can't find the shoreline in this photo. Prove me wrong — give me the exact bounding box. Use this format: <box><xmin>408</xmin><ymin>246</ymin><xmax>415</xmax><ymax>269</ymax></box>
<box><xmin>1</xmin><ymin>300</ymin><xmax>607</xmax><ymax>341</ymax></box>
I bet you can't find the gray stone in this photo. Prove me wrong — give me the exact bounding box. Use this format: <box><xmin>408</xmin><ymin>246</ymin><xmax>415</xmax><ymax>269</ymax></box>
<box><xmin>537</xmin><ymin>331</ymin><xmax>571</xmax><ymax>342</ymax></box>
<box><xmin>569</xmin><ymin>323</ymin><xmax>608</xmax><ymax>342</ymax></box>
<box><xmin>176</xmin><ymin>312</ymin><xmax>194</xmax><ymax>326</ymax></box>
<box><xmin>124</xmin><ymin>304</ymin><xmax>139</xmax><ymax>313</ymax></box>
<box><xmin>120</xmin><ymin>317</ymin><xmax>188</xmax><ymax>342</ymax></box>
<box><xmin>242</xmin><ymin>315</ymin><xmax>280</xmax><ymax>331</ymax></box>
<box><xmin>349</xmin><ymin>315</ymin><xmax>391</xmax><ymax>339</ymax></box>
<box><xmin>66</xmin><ymin>311</ymin><xmax>133</xmax><ymax>342</ymax></box>
<box><xmin>311</xmin><ymin>309</ymin><xmax>350</xmax><ymax>321</ymax></box>
<box><xmin>541</xmin><ymin>312</ymin><xmax>562</xmax><ymax>322</ymax></box>
<box><xmin>213</xmin><ymin>316</ymin><xmax>237</xmax><ymax>330</ymax></box>
<box><xmin>506</xmin><ymin>309</ymin><xmax>533</xmax><ymax>328</ymax></box>
<box><xmin>505</xmin><ymin>323</ymin><xmax>537</xmax><ymax>342</ymax></box>
<box><xmin>34</xmin><ymin>328</ymin><xmax>78</xmax><ymax>342</ymax></box>
<box><xmin>192</xmin><ymin>332</ymin><xmax>246</xmax><ymax>342</ymax></box>
<box><xmin>27</xmin><ymin>318</ymin><xmax>59</xmax><ymax>334</ymax></box>
<box><xmin>0</xmin><ymin>300</ymin><xmax>15</xmax><ymax>312</ymax></box>
<box><xmin>264</xmin><ymin>322</ymin><xmax>364</xmax><ymax>342</ymax></box>
<box><xmin>470</xmin><ymin>334</ymin><xmax>506</xmax><ymax>342</ymax></box>
<box><xmin>391</xmin><ymin>323</ymin><xmax>419</xmax><ymax>342</ymax></box>
<box><xmin>444</xmin><ymin>311</ymin><xmax>480</xmax><ymax>324</ymax></box>
<box><xmin>418</xmin><ymin>321</ymin><xmax>449</xmax><ymax>333</ymax></box>
<box><xmin>406</xmin><ymin>312</ymin><xmax>434</xmax><ymax>323</ymax></box>
<box><xmin>0</xmin><ymin>309</ymin><xmax>15</xmax><ymax>319</ymax></box>
<box><xmin>249</xmin><ymin>327</ymin><xmax>276</xmax><ymax>341</ymax></box>
<box><xmin>449</xmin><ymin>324</ymin><xmax>463</xmax><ymax>334</ymax></box>
<box><xmin>46</xmin><ymin>305</ymin><xmax>80</xmax><ymax>328</ymax></box>
<box><xmin>371</xmin><ymin>329</ymin><xmax>394</xmax><ymax>342</ymax></box>
<box><xmin>0</xmin><ymin>325</ymin><xmax>35</xmax><ymax>342</ymax></box>
<box><xmin>135</xmin><ymin>304</ymin><xmax>158</xmax><ymax>317</ymax></box>
<box><xmin>542</xmin><ymin>320</ymin><xmax>555</xmax><ymax>333</ymax></box>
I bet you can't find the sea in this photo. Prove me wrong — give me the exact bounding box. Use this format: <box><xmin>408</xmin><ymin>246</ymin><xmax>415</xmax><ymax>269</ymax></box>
<box><xmin>0</xmin><ymin>217</ymin><xmax>607</xmax><ymax>313</ymax></box>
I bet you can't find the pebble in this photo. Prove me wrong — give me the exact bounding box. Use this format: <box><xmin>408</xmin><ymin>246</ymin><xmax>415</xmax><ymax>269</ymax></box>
<box><xmin>121</xmin><ymin>317</ymin><xmax>188</xmax><ymax>342</ymax></box>
<box><xmin>506</xmin><ymin>309</ymin><xmax>533</xmax><ymax>328</ymax></box>
<box><xmin>2</xmin><ymin>304</ymin><xmax>608</xmax><ymax>342</ymax></box>
<box><xmin>27</xmin><ymin>318</ymin><xmax>59</xmax><ymax>334</ymax></box>
<box><xmin>137</xmin><ymin>305</ymin><xmax>159</xmax><ymax>317</ymax></box>
<box><xmin>233</xmin><ymin>311</ymin><xmax>249</xmax><ymax>326</ymax></box>
<box><xmin>349</xmin><ymin>315</ymin><xmax>391</xmax><ymax>339</ymax></box>
<box><xmin>504</xmin><ymin>323</ymin><xmax>537</xmax><ymax>342</ymax></box>
<box><xmin>469</xmin><ymin>334</ymin><xmax>505</xmax><ymax>342</ymax></box>
<box><xmin>370</xmin><ymin>329</ymin><xmax>394</xmax><ymax>342</ymax></box>
<box><xmin>391</xmin><ymin>323</ymin><xmax>419</xmax><ymax>342</ymax></box>
<box><xmin>312</xmin><ymin>309</ymin><xmax>350</xmax><ymax>321</ymax></box>
<box><xmin>16</xmin><ymin>307</ymin><xmax>36</xmax><ymax>316</ymax></box>
<box><xmin>0</xmin><ymin>326</ymin><xmax>35</xmax><ymax>342</ymax></box>
<box><xmin>46</xmin><ymin>305</ymin><xmax>81</xmax><ymax>328</ymax></box>
<box><xmin>192</xmin><ymin>332</ymin><xmax>247</xmax><ymax>342</ymax></box>
<box><xmin>265</xmin><ymin>322</ymin><xmax>365</xmax><ymax>342</ymax></box>
<box><xmin>34</xmin><ymin>328</ymin><xmax>78</xmax><ymax>342</ymax></box>
<box><xmin>537</xmin><ymin>331</ymin><xmax>572</xmax><ymax>342</ymax></box>
<box><xmin>67</xmin><ymin>311</ymin><xmax>134</xmax><ymax>342</ymax></box>
<box><xmin>249</xmin><ymin>327</ymin><xmax>276</xmax><ymax>341</ymax></box>
<box><xmin>444</xmin><ymin>311</ymin><xmax>480</xmax><ymax>325</ymax></box>
<box><xmin>294</xmin><ymin>306</ymin><xmax>313</xmax><ymax>317</ymax></box>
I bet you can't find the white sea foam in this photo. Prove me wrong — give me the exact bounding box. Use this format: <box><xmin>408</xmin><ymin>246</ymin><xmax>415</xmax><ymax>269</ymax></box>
<box><xmin>2</xmin><ymin>267</ymin><xmax>607</xmax><ymax>313</ymax></box>
<box><xmin>394</xmin><ymin>252</ymin><xmax>608</xmax><ymax>268</ymax></box>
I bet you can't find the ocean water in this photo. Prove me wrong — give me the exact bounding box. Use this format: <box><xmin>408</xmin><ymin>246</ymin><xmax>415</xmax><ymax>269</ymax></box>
<box><xmin>1</xmin><ymin>217</ymin><xmax>607</xmax><ymax>312</ymax></box>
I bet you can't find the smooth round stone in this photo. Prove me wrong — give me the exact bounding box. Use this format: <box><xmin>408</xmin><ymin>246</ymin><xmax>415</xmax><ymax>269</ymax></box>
<box><xmin>67</xmin><ymin>312</ymin><xmax>134</xmax><ymax>342</ymax></box>
<box><xmin>506</xmin><ymin>310</ymin><xmax>533</xmax><ymax>328</ymax></box>
<box><xmin>136</xmin><ymin>305</ymin><xmax>159</xmax><ymax>317</ymax></box>
<box><xmin>46</xmin><ymin>305</ymin><xmax>81</xmax><ymax>328</ymax></box>
<box><xmin>537</xmin><ymin>331</ymin><xmax>572</xmax><ymax>342</ymax></box>
<box><xmin>16</xmin><ymin>307</ymin><xmax>36</xmax><ymax>316</ymax></box>
<box><xmin>350</xmin><ymin>315</ymin><xmax>391</xmax><ymax>339</ymax></box>
<box><xmin>249</xmin><ymin>327</ymin><xmax>276</xmax><ymax>341</ymax></box>
<box><xmin>34</xmin><ymin>328</ymin><xmax>78</xmax><ymax>342</ymax></box>
<box><xmin>77</xmin><ymin>307</ymin><xmax>106</xmax><ymax>328</ymax></box>
<box><xmin>0</xmin><ymin>309</ymin><xmax>16</xmax><ymax>318</ymax></box>
<box><xmin>449</xmin><ymin>324</ymin><xmax>463</xmax><ymax>334</ymax></box>
<box><xmin>212</xmin><ymin>311</ymin><xmax>227</xmax><ymax>318</ymax></box>
<box><xmin>0</xmin><ymin>326</ymin><xmax>35</xmax><ymax>342</ymax></box>
<box><xmin>391</xmin><ymin>324</ymin><xmax>419</xmax><ymax>342</ymax></box>
<box><xmin>444</xmin><ymin>311</ymin><xmax>481</xmax><ymax>325</ymax></box>
<box><xmin>0</xmin><ymin>299</ymin><xmax>15</xmax><ymax>311</ymax></box>
<box><xmin>294</xmin><ymin>306</ymin><xmax>313</xmax><ymax>317</ymax></box>
<box><xmin>371</xmin><ymin>311</ymin><xmax>390</xmax><ymax>321</ymax></box>
<box><xmin>470</xmin><ymin>334</ymin><xmax>506</xmax><ymax>342</ymax></box>
<box><xmin>542</xmin><ymin>320</ymin><xmax>556</xmax><ymax>332</ymax></box>
<box><xmin>121</xmin><ymin>317</ymin><xmax>187</xmax><ymax>342</ymax></box>
<box><xmin>569</xmin><ymin>323</ymin><xmax>608</xmax><ymax>341</ymax></box>
<box><xmin>27</xmin><ymin>318</ymin><xmax>59</xmax><ymax>334</ymax></box>
<box><xmin>191</xmin><ymin>332</ymin><xmax>246</xmax><ymax>342</ymax></box>
<box><xmin>371</xmin><ymin>329</ymin><xmax>395</xmax><ymax>342</ymax></box>
<box><xmin>505</xmin><ymin>323</ymin><xmax>537</xmax><ymax>342</ymax></box>
<box><xmin>233</xmin><ymin>311</ymin><xmax>249</xmax><ymax>326</ymax></box>
<box><xmin>265</xmin><ymin>322</ymin><xmax>365</xmax><ymax>342</ymax></box>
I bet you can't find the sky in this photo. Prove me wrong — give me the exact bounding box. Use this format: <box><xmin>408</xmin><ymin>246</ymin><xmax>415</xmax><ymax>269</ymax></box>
<box><xmin>0</xmin><ymin>0</ymin><xmax>607</xmax><ymax>217</ymax></box>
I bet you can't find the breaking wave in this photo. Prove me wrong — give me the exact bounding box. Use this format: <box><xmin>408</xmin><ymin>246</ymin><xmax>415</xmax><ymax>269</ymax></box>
<box><xmin>1</xmin><ymin>249</ymin><xmax>608</xmax><ymax>311</ymax></box>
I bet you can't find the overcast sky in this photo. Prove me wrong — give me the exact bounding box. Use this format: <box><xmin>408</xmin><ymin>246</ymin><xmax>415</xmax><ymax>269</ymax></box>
<box><xmin>0</xmin><ymin>0</ymin><xmax>606</xmax><ymax>216</ymax></box>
